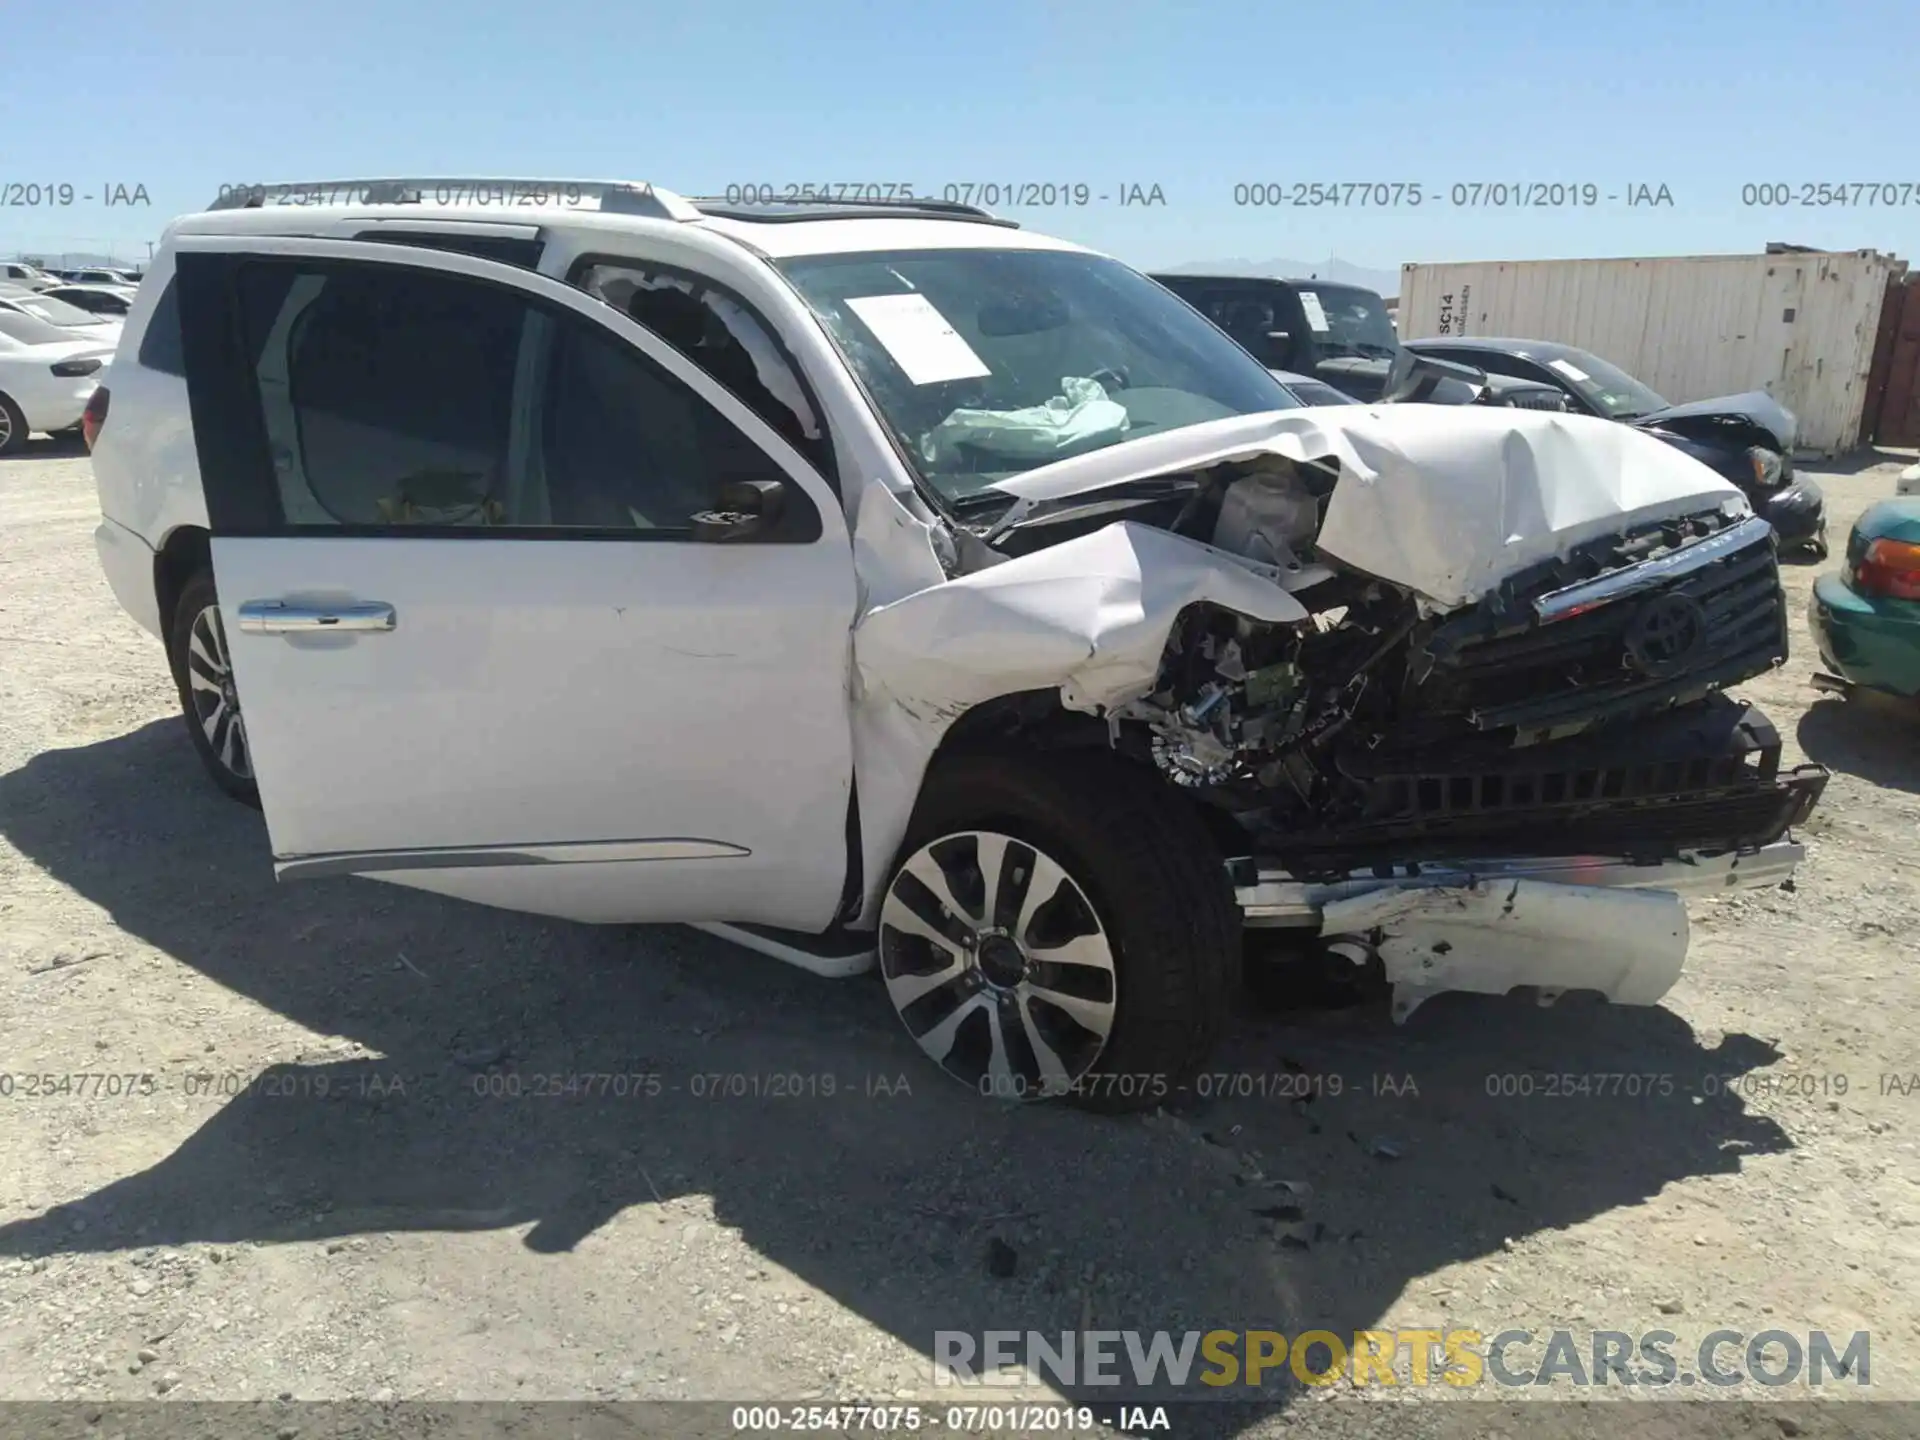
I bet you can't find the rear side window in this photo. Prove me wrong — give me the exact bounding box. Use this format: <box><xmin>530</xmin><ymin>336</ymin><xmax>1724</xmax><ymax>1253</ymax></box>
<box><xmin>138</xmin><ymin>279</ymin><xmax>185</xmax><ymax>375</ymax></box>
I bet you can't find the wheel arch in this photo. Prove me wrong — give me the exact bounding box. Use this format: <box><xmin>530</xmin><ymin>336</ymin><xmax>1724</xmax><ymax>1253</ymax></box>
<box><xmin>849</xmin><ymin>687</ymin><xmax>1238</xmax><ymax>929</ymax></box>
<box><xmin>153</xmin><ymin>524</ymin><xmax>212</xmax><ymax>668</ymax></box>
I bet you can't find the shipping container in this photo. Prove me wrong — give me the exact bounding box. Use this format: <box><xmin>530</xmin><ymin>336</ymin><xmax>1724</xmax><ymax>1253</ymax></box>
<box><xmin>1398</xmin><ymin>250</ymin><xmax>1907</xmax><ymax>454</ymax></box>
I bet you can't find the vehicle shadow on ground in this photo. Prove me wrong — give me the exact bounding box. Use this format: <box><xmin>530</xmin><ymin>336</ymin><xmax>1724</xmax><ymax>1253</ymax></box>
<box><xmin>1806</xmin><ymin>446</ymin><xmax>1915</xmax><ymax>478</ymax></box>
<box><xmin>1797</xmin><ymin>694</ymin><xmax>1920</xmax><ymax>794</ymax></box>
<box><xmin>0</xmin><ymin>432</ymin><xmax>89</xmax><ymax>461</ymax></box>
<box><xmin>0</xmin><ymin>722</ymin><xmax>1795</xmax><ymax>1423</ymax></box>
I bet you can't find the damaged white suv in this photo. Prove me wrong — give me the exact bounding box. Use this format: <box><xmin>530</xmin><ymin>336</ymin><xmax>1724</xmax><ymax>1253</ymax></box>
<box><xmin>89</xmin><ymin>178</ymin><xmax>1826</xmax><ymax>1110</ymax></box>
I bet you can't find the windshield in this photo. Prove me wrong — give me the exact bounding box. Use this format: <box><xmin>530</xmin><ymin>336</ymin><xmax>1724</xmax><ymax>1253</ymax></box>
<box><xmin>778</xmin><ymin>248</ymin><xmax>1301</xmax><ymax>503</ymax></box>
<box><xmin>8</xmin><ymin>293</ymin><xmax>110</xmax><ymax>328</ymax></box>
<box><xmin>1294</xmin><ymin>285</ymin><xmax>1398</xmax><ymax>359</ymax></box>
<box><xmin>1538</xmin><ymin>348</ymin><xmax>1668</xmax><ymax>419</ymax></box>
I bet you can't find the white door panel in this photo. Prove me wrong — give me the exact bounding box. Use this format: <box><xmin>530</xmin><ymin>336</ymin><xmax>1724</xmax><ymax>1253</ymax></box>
<box><xmin>216</xmin><ymin>534</ymin><xmax>857</xmax><ymax>925</ymax></box>
<box><xmin>173</xmin><ymin>234</ymin><xmax>862</xmax><ymax>929</ymax></box>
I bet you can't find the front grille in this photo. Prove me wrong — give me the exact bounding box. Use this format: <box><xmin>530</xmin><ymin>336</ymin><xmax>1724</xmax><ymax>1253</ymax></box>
<box><xmin>1262</xmin><ymin>698</ymin><xmax>1829</xmax><ymax>874</ymax></box>
<box><xmin>1415</xmin><ymin>510</ymin><xmax>1787</xmax><ymax>740</ymax></box>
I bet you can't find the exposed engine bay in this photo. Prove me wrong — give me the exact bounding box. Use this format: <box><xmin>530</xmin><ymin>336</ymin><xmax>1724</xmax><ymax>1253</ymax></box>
<box><xmin>946</xmin><ymin>429</ymin><xmax>1829</xmax><ymax>880</ymax></box>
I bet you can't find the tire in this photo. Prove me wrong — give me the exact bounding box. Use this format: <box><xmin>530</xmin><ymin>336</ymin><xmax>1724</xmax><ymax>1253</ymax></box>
<box><xmin>168</xmin><ymin>570</ymin><xmax>261</xmax><ymax>807</ymax></box>
<box><xmin>0</xmin><ymin>392</ymin><xmax>28</xmax><ymax>456</ymax></box>
<box><xmin>1808</xmin><ymin>526</ymin><xmax>1830</xmax><ymax>561</ymax></box>
<box><xmin>877</xmin><ymin>750</ymin><xmax>1238</xmax><ymax>1113</ymax></box>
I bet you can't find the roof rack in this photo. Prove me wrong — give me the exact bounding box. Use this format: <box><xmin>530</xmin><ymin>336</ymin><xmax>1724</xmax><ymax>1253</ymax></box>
<box><xmin>686</xmin><ymin>196</ymin><xmax>1020</xmax><ymax>229</ymax></box>
<box><xmin>205</xmin><ymin>178</ymin><xmax>704</xmax><ymax>221</ymax></box>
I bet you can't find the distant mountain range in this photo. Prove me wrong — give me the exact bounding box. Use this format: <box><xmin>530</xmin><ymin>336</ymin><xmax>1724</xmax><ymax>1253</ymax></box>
<box><xmin>9</xmin><ymin>249</ymin><xmax>145</xmax><ymax>270</ymax></box>
<box><xmin>1156</xmin><ymin>257</ymin><xmax>1400</xmax><ymax>298</ymax></box>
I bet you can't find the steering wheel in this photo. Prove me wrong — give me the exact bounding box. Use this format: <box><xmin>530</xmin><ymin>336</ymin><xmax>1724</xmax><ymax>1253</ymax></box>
<box><xmin>1088</xmin><ymin>364</ymin><xmax>1132</xmax><ymax>392</ymax></box>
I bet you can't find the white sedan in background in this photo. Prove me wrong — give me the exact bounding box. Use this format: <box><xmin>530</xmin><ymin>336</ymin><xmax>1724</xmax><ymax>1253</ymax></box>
<box><xmin>0</xmin><ymin>288</ymin><xmax>125</xmax><ymax>347</ymax></box>
<box><xmin>0</xmin><ymin>308</ymin><xmax>111</xmax><ymax>454</ymax></box>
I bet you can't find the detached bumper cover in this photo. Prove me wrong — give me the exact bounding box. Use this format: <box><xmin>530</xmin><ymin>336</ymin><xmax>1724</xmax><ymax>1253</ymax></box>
<box><xmin>1235</xmin><ymin>839</ymin><xmax>1808</xmax><ymax>927</ymax></box>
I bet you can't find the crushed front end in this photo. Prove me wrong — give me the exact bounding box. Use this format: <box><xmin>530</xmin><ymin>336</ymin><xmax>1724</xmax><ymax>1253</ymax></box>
<box><xmin>860</xmin><ymin>405</ymin><xmax>1828</xmax><ymax>1013</ymax></box>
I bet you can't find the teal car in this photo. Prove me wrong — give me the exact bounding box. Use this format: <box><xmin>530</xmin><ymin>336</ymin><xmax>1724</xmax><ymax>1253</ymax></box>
<box><xmin>1809</xmin><ymin>499</ymin><xmax>1920</xmax><ymax>700</ymax></box>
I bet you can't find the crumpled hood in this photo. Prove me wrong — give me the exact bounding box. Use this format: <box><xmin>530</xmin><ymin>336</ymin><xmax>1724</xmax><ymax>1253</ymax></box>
<box><xmin>1631</xmin><ymin>390</ymin><xmax>1797</xmax><ymax>448</ymax></box>
<box><xmin>990</xmin><ymin>405</ymin><xmax>1747</xmax><ymax>612</ymax></box>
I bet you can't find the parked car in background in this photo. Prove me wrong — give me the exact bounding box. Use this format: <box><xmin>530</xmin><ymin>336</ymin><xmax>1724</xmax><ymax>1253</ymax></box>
<box><xmin>0</xmin><ymin>307</ymin><xmax>111</xmax><ymax>454</ymax></box>
<box><xmin>65</xmin><ymin>267</ymin><xmax>141</xmax><ymax>287</ymax></box>
<box><xmin>1406</xmin><ymin>337</ymin><xmax>1827</xmax><ymax>556</ymax></box>
<box><xmin>1269</xmin><ymin>370</ymin><xmax>1360</xmax><ymax>406</ymax></box>
<box><xmin>2</xmin><ymin>261</ymin><xmax>61</xmax><ymax>292</ymax></box>
<box><xmin>1808</xmin><ymin>499</ymin><xmax>1920</xmax><ymax>702</ymax></box>
<box><xmin>1151</xmin><ymin>274</ymin><xmax>1403</xmax><ymax>401</ymax></box>
<box><xmin>40</xmin><ymin>283</ymin><xmax>137</xmax><ymax>318</ymax></box>
<box><xmin>1156</xmin><ymin>274</ymin><xmax>1574</xmax><ymax>415</ymax></box>
<box><xmin>0</xmin><ymin>290</ymin><xmax>125</xmax><ymax>347</ymax></box>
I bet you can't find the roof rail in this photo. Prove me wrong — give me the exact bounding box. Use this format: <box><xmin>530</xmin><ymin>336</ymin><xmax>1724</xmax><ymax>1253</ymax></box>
<box><xmin>205</xmin><ymin>178</ymin><xmax>703</xmax><ymax>221</ymax></box>
<box><xmin>685</xmin><ymin>195</ymin><xmax>1019</xmax><ymax>228</ymax></box>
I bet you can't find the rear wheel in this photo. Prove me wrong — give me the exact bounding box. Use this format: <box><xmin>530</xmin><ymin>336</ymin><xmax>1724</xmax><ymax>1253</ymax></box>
<box><xmin>169</xmin><ymin>571</ymin><xmax>260</xmax><ymax>807</ymax></box>
<box><xmin>878</xmin><ymin>751</ymin><xmax>1238</xmax><ymax>1112</ymax></box>
<box><xmin>0</xmin><ymin>393</ymin><xmax>28</xmax><ymax>456</ymax></box>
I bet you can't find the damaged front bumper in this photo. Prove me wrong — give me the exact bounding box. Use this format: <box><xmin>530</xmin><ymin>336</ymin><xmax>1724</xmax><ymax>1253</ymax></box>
<box><xmin>1232</xmin><ymin>839</ymin><xmax>1809</xmax><ymax>1020</ymax></box>
<box><xmin>1232</xmin><ymin>839</ymin><xmax>1808</xmax><ymax>926</ymax></box>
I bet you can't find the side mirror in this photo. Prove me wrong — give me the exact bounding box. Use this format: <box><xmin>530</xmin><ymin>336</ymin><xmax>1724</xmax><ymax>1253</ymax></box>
<box><xmin>691</xmin><ymin>477</ymin><xmax>787</xmax><ymax>542</ymax></box>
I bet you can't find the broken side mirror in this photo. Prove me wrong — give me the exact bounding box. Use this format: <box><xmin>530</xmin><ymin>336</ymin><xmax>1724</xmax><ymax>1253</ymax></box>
<box><xmin>691</xmin><ymin>477</ymin><xmax>787</xmax><ymax>542</ymax></box>
<box><xmin>1382</xmin><ymin>348</ymin><xmax>1491</xmax><ymax>404</ymax></box>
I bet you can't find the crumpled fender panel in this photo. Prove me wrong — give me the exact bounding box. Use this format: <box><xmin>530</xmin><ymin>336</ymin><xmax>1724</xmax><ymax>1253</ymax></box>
<box><xmin>852</xmin><ymin>520</ymin><xmax>1307</xmax><ymax>716</ymax></box>
<box><xmin>844</xmin><ymin>511</ymin><xmax>1308</xmax><ymax>925</ymax></box>
<box><xmin>1321</xmin><ymin>877</ymin><xmax>1690</xmax><ymax>1022</ymax></box>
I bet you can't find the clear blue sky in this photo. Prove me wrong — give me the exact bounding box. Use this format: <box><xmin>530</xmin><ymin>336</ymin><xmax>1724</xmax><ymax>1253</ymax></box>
<box><xmin>4</xmin><ymin>0</ymin><xmax>1912</xmax><ymax>276</ymax></box>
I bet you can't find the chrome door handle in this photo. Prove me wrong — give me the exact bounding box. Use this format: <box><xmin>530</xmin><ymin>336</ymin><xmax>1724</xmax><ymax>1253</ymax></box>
<box><xmin>237</xmin><ymin>600</ymin><xmax>397</xmax><ymax>634</ymax></box>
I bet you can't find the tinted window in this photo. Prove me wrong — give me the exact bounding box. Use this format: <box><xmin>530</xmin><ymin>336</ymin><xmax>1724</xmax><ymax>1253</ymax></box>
<box><xmin>229</xmin><ymin>260</ymin><xmax>808</xmax><ymax>536</ymax></box>
<box><xmin>573</xmin><ymin>261</ymin><xmax>829</xmax><ymax>475</ymax></box>
<box><xmin>138</xmin><ymin>279</ymin><xmax>185</xmax><ymax>375</ymax></box>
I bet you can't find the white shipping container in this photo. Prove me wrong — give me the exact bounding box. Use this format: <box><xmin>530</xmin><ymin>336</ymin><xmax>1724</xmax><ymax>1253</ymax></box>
<box><xmin>1398</xmin><ymin>250</ymin><xmax>1906</xmax><ymax>454</ymax></box>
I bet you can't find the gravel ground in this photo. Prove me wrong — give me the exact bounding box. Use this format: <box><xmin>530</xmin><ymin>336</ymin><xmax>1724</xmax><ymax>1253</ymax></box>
<box><xmin>1</xmin><ymin>438</ymin><xmax>1917</xmax><ymax>1437</ymax></box>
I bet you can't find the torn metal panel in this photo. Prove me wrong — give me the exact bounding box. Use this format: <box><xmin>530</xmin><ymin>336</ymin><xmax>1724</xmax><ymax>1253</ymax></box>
<box><xmin>843</xmin><ymin>519</ymin><xmax>1309</xmax><ymax>926</ymax></box>
<box><xmin>1320</xmin><ymin>877</ymin><xmax>1690</xmax><ymax>1022</ymax></box>
<box><xmin>987</xmin><ymin>405</ymin><xmax>1746</xmax><ymax>613</ymax></box>
<box><xmin>851</xmin><ymin>519</ymin><xmax>1308</xmax><ymax>714</ymax></box>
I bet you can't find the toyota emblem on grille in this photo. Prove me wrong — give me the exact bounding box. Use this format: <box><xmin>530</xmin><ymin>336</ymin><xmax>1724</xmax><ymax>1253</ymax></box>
<box><xmin>1624</xmin><ymin>594</ymin><xmax>1707</xmax><ymax>676</ymax></box>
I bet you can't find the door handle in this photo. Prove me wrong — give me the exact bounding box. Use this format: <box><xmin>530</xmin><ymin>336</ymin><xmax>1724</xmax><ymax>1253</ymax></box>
<box><xmin>237</xmin><ymin>600</ymin><xmax>397</xmax><ymax>634</ymax></box>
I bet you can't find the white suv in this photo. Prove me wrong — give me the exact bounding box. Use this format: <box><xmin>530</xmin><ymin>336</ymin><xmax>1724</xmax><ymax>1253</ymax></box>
<box><xmin>88</xmin><ymin>177</ymin><xmax>1825</xmax><ymax>1108</ymax></box>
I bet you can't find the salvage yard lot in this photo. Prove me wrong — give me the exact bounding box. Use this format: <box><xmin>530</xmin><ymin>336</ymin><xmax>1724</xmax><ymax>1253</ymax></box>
<box><xmin>1</xmin><ymin>443</ymin><xmax>1918</xmax><ymax>1428</ymax></box>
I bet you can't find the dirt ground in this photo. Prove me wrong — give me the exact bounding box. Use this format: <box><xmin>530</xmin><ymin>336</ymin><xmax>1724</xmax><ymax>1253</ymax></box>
<box><xmin>1</xmin><ymin>438</ymin><xmax>1917</xmax><ymax>1437</ymax></box>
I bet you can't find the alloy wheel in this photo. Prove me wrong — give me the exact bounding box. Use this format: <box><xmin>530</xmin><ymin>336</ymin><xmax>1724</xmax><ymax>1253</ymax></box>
<box><xmin>0</xmin><ymin>406</ymin><xmax>13</xmax><ymax>450</ymax></box>
<box><xmin>879</xmin><ymin>830</ymin><xmax>1117</xmax><ymax>1101</ymax></box>
<box><xmin>184</xmin><ymin>602</ymin><xmax>252</xmax><ymax>780</ymax></box>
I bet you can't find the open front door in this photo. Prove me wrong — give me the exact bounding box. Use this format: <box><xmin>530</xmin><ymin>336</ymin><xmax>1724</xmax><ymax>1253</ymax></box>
<box><xmin>172</xmin><ymin>234</ymin><xmax>860</xmax><ymax>928</ymax></box>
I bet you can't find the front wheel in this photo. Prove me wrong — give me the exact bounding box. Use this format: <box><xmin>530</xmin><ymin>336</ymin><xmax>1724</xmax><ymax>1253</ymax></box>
<box><xmin>877</xmin><ymin>751</ymin><xmax>1238</xmax><ymax>1112</ymax></box>
<box><xmin>169</xmin><ymin>571</ymin><xmax>261</xmax><ymax>807</ymax></box>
